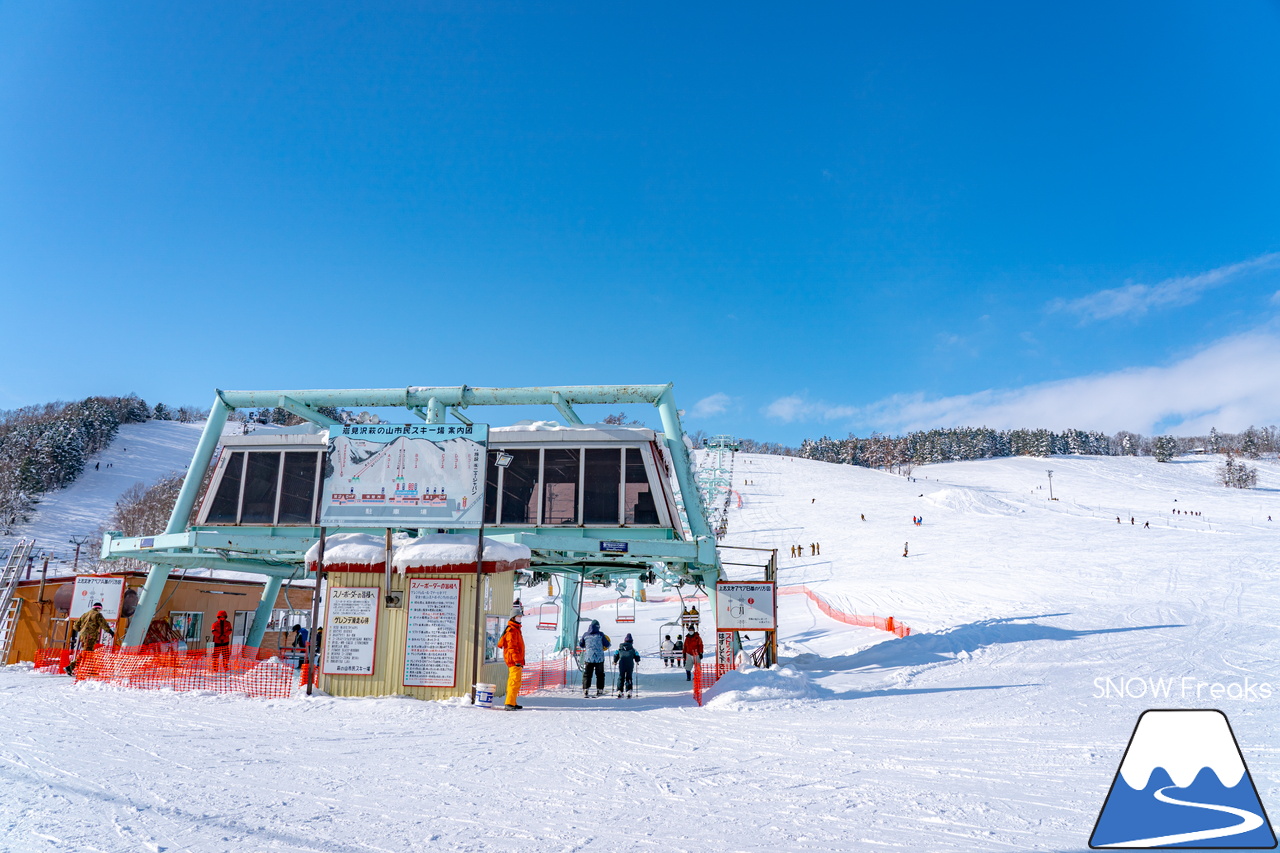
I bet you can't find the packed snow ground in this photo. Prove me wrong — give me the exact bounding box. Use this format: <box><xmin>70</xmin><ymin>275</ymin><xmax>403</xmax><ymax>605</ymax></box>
<box><xmin>3</xmin><ymin>451</ymin><xmax>1279</xmax><ymax>851</ymax></box>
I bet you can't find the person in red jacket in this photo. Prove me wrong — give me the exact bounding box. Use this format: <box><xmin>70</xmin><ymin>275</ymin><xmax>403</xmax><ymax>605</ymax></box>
<box><xmin>682</xmin><ymin>630</ymin><xmax>704</xmax><ymax>682</ymax></box>
<box><xmin>497</xmin><ymin>602</ymin><xmax>526</xmax><ymax>710</ymax></box>
<box><xmin>211</xmin><ymin>610</ymin><xmax>232</xmax><ymax>673</ymax></box>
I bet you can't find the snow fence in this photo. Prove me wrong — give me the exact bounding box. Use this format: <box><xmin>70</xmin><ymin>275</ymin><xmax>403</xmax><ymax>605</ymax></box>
<box><xmin>779</xmin><ymin>585</ymin><xmax>912</xmax><ymax>638</ymax></box>
<box><xmin>37</xmin><ymin>645</ymin><xmax>309</xmax><ymax>699</ymax></box>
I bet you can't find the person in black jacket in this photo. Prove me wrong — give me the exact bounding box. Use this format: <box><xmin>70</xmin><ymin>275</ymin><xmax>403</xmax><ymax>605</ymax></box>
<box><xmin>614</xmin><ymin>634</ymin><xmax>640</xmax><ymax>698</ymax></box>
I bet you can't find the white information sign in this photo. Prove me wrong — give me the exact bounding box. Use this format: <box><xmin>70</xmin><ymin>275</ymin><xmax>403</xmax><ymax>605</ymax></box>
<box><xmin>322</xmin><ymin>587</ymin><xmax>379</xmax><ymax>676</ymax></box>
<box><xmin>404</xmin><ymin>578</ymin><xmax>461</xmax><ymax>688</ymax></box>
<box><xmin>69</xmin><ymin>577</ymin><xmax>125</xmax><ymax>620</ymax></box>
<box><xmin>320</xmin><ymin>423</ymin><xmax>489</xmax><ymax>528</ymax></box>
<box><xmin>716</xmin><ymin>581</ymin><xmax>776</xmax><ymax>631</ymax></box>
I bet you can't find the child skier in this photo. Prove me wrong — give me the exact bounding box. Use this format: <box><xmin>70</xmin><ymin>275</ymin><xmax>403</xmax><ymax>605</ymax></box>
<box><xmin>614</xmin><ymin>634</ymin><xmax>641</xmax><ymax>698</ymax></box>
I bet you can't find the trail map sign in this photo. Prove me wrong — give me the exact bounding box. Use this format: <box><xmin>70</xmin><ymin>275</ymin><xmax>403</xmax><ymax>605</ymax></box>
<box><xmin>404</xmin><ymin>578</ymin><xmax>461</xmax><ymax>688</ymax></box>
<box><xmin>322</xmin><ymin>587</ymin><xmax>379</xmax><ymax>676</ymax></box>
<box><xmin>320</xmin><ymin>423</ymin><xmax>489</xmax><ymax>527</ymax></box>
<box><xmin>715</xmin><ymin>581</ymin><xmax>776</xmax><ymax>631</ymax></box>
<box><xmin>69</xmin><ymin>576</ymin><xmax>125</xmax><ymax>620</ymax></box>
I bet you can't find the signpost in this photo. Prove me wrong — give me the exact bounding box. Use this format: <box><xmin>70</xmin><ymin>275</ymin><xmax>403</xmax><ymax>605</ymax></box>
<box><xmin>321</xmin><ymin>587</ymin><xmax>379</xmax><ymax>676</ymax></box>
<box><xmin>404</xmin><ymin>577</ymin><xmax>461</xmax><ymax>688</ymax></box>
<box><xmin>319</xmin><ymin>423</ymin><xmax>489</xmax><ymax>528</ymax></box>
<box><xmin>69</xmin><ymin>576</ymin><xmax>125</xmax><ymax>620</ymax></box>
<box><xmin>715</xmin><ymin>581</ymin><xmax>776</xmax><ymax>631</ymax></box>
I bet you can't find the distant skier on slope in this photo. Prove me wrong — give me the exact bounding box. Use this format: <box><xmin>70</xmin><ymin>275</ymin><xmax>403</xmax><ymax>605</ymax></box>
<box><xmin>903</xmin><ymin>542</ymin><xmax>909</xmax><ymax>558</ymax></box>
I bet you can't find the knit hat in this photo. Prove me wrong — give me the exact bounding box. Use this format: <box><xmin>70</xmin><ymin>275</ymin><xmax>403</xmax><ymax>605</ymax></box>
<box><xmin>217</xmin><ymin>610</ymin><xmax>227</xmax><ymax>618</ymax></box>
<box><xmin>91</xmin><ymin>602</ymin><xmax>102</xmax><ymax>610</ymax></box>
<box><xmin>511</xmin><ymin>600</ymin><xmax>524</xmax><ymax>618</ymax></box>
<box><xmin>624</xmin><ymin>633</ymin><xmax>633</xmax><ymax>643</ymax></box>
<box><xmin>590</xmin><ymin>619</ymin><xmax>600</xmax><ymax>629</ymax></box>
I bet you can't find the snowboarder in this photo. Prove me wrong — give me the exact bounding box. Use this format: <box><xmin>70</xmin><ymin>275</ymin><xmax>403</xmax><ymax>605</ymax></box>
<box><xmin>860</xmin><ymin>514</ymin><xmax>866</xmax><ymax>522</ymax></box>
<box><xmin>497</xmin><ymin>605</ymin><xmax>525</xmax><ymax>710</ymax></box>
<box><xmin>211</xmin><ymin>610</ymin><xmax>232</xmax><ymax>672</ymax></box>
<box><xmin>614</xmin><ymin>633</ymin><xmax>640</xmax><ymax>698</ymax></box>
<box><xmin>903</xmin><ymin>542</ymin><xmax>909</xmax><ymax>558</ymax></box>
<box><xmin>578</xmin><ymin>619</ymin><xmax>611</xmax><ymax>697</ymax></box>
<box><xmin>683</xmin><ymin>630</ymin><xmax>704</xmax><ymax>682</ymax></box>
<box><xmin>1116</xmin><ymin>517</ymin><xmax>1120</xmax><ymax>523</ymax></box>
<box><xmin>94</xmin><ymin>462</ymin><xmax>99</xmax><ymax>471</ymax></box>
<box><xmin>65</xmin><ymin>603</ymin><xmax>114</xmax><ymax>676</ymax></box>
<box><xmin>661</xmin><ymin>634</ymin><xmax>676</xmax><ymax>667</ymax></box>
<box><xmin>815</xmin><ymin>542</ymin><xmax>820</xmax><ymax>555</ymax></box>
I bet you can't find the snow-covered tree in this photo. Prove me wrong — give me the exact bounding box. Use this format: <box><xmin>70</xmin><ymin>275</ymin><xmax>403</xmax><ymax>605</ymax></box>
<box><xmin>1217</xmin><ymin>454</ymin><xmax>1258</xmax><ymax>489</ymax></box>
<box><xmin>1152</xmin><ymin>435</ymin><xmax>1177</xmax><ymax>462</ymax></box>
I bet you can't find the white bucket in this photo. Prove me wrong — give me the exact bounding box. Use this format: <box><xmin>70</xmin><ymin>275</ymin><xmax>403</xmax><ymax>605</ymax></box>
<box><xmin>475</xmin><ymin>683</ymin><xmax>496</xmax><ymax>709</ymax></box>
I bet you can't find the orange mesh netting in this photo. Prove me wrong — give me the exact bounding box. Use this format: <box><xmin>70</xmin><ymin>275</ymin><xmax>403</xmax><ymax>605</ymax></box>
<box><xmin>50</xmin><ymin>644</ymin><xmax>307</xmax><ymax>699</ymax></box>
<box><xmin>779</xmin><ymin>585</ymin><xmax>913</xmax><ymax>638</ymax></box>
<box><xmin>519</xmin><ymin>651</ymin><xmax>573</xmax><ymax>692</ymax></box>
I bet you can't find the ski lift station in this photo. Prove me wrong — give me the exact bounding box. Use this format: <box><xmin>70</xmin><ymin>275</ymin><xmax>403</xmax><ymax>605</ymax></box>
<box><xmin>97</xmin><ymin>385</ymin><xmax>725</xmax><ymax>702</ymax></box>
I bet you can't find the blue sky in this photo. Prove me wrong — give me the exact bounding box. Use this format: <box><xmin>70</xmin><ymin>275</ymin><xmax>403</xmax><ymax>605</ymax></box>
<box><xmin>2</xmin><ymin>2</ymin><xmax>1279</xmax><ymax>444</ymax></box>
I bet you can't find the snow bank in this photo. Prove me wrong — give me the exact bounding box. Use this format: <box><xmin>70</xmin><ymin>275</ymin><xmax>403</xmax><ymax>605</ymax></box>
<box><xmin>305</xmin><ymin>532</ymin><xmax>530</xmax><ymax>569</ymax></box>
<box><xmin>701</xmin><ymin>664</ymin><xmax>817</xmax><ymax>710</ymax></box>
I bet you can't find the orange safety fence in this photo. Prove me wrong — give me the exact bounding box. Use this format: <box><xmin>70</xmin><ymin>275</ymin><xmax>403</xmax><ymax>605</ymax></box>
<box><xmin>36</xmin><ymin>644</ymin><xmax>309</xmax><ymax>699</ymax></box>
<box><xmin>519</xmin><ymin>650</ymin><xmax>574</xmax><ymax>693</ymax></box>
<box><xmin>779</xmin><ymin>585</ymin><xmax>913</xmax><ymax>638</ymax></box>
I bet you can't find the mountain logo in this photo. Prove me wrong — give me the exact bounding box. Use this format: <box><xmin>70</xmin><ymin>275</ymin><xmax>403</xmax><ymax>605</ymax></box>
<box><xmin>1090</xmin><ymin>709</ymin><xmax>1277</xmax><ymax>849</ymax></box>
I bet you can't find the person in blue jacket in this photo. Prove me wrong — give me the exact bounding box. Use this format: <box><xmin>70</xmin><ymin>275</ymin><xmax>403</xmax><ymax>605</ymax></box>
<box><xmin>578</xmin><ymin>619</ymin><xmax>611</xmax><ymax>698</ymax></box>
<box><xmin>613</xmin><ymin>633</ymin><xmax>640</xmax><ymax>698</ymax></box>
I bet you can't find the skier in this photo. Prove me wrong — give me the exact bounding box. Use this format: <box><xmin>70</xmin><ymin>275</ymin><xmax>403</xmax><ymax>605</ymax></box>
<box><xmin>578</xmin><ymin>619</ymin><xmax>611</xmax><ymax>697</ymax></box>
<box><xmin>661</xmin><ymin>634</ymin><xmax>675</xmax><ymax>667</ymax></box>
<box><xmin>815</xmin><ymin>542</ymin><xmax>820</xmax><ymax>555</ymax></box>
<box><xmin>903</xmin><ymin>542</ymin><xmax>909</xmax><ymax>558</ymax></box>
<box><xmin>1143</xmin><ymin>521</ymin><xmax>1149</xmax><ymax>529</ymax></box>
<box><xmin>860</xmin><ymin>514</ymin><xmax>866</xmax><ymax>522</ymax></box>
<box><xmin>497</xmin><ymin>604</ymin><xmax>525</xmax><ymax>710</ymax></box>
<box><xmin>65</xmin><ymin>603</ymin><xmax>114</xmax><ymax>676</ymax></box>
<box><xmin>614</xmin><ymin>633</ymin><xmax>640</xmax><ymax>698</ymax></box>
<box><xmin>211</xmin><ymin>610</ymin><xmax>232</xmax><ymax>673</ymax></box>
<box><xmin>683</xmin><ymin>629</ymin><xmax>704</xmax><ymax>682</ymax></box>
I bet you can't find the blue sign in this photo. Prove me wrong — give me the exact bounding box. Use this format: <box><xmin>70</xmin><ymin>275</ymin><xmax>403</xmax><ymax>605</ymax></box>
<box><xmin>599</xmin><ymin>541</ymin><xmax>629</xmax><ymax>553</ymax></box>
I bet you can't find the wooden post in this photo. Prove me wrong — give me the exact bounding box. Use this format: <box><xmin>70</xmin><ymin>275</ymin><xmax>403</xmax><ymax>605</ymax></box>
<box><xmin>306</xmin><ymin>528</ymin><xmax>325</xmax><ymax>696</ymax></box>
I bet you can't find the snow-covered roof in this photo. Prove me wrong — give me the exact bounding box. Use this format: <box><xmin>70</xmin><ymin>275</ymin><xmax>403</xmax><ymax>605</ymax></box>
<box><xmin>490</xmin><ymin>421</ymin><xmax>657</xmax><ymax>443</ymax></box>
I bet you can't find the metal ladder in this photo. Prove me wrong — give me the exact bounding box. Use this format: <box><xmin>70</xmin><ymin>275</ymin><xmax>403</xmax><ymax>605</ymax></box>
<box><xmin>0</xmin><ymin>539</ymin><xmax>34</xmax><ymax>664</ymax></box>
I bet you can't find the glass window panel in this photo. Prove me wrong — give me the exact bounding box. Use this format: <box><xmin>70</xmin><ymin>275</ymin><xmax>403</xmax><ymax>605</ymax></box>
<box><xmin>499</xmin><ymin>449</ymin><xmax>540</xmax><ymax>524</ymax></box>
<box><xmin>278</xmin><ymin>451</ymin><xmax>319</xmax><ymax>524</ymax></box>
<box><xmin>206</xmin><ymin>451</ymin><xmax>244</xmax><ymax>523</ymax></box>
<box><xmin>171</xmin><ymin>612</ymin><xmax>203</xmax><ymax>642</ymax></box>
<box><xmin>583</xmin><ymin>449</ymin><xmax>621</xmax><ymax>525</ymax></box>
<box><xmin>624</xmin><ymin>447</ymin><xmax>659</xmax><ymax>524</ymax></box>
<box><xmin>484</xmin><ymin>451</ymin><xmax>500</xmax><ymax>524</ymax></box>
<box><xmin>542</xmin><ymin>449</ymin><xmax>581</xmax><ymax>525</ymax></box>
<box><xmin>241</xmin><ymin>452</ymin><xmax>282</xmax><ymax>524</ymax></box>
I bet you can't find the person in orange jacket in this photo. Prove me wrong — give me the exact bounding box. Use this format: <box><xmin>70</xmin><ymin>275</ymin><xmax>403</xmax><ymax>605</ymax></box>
<box><xmin>497</xmin><ymin>602</ymin><xmax>526</xmax><ymax>710</ymax></box>
<box><xmin>211</xmin><ymin>610</ymin><xmax>232</xmax><ymax>673</ymax></box>
<box><xmin>682</xmin><ymin>629</ymin><xmax>704</xmax><ymax>682</ymax></box>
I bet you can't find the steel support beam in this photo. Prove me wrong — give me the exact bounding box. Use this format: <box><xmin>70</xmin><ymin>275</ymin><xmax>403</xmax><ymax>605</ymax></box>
<box><xmin>556</xmin><ymin>574</ymin><xmax>582</xmax><ymax>654</ymax></box>
<box><xmin>245</xmin><ymin>575</ymin><xmax>283</xmax><ymax>649</ymax></box>
<box><xmin>276</xmin><ymin>395</ymin><xmax>340</xmax><ymax>427</ymax></box>
<box><xmin>550</xmin><ymin>392</ymin><xmax>584</xmax><ymax>425</ymax></box>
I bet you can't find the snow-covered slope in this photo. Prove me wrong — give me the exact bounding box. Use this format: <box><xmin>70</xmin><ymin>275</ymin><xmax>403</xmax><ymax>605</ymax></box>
<box><xmin>0</xmin><ymin>420</ymin><xmax>205</xmax><ymax>565</ymax></box>
<box><xmin>2</xmin><ymin>451</ymin><xmax>1278</xmax><ymax>852</ymax></box>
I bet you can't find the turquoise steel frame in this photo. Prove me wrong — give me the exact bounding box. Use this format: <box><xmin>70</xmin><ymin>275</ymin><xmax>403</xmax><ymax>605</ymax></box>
<box><xmin>109</xmin><ymin>385</ymin><xmax>719</xmax><ymax>650</ymax></box>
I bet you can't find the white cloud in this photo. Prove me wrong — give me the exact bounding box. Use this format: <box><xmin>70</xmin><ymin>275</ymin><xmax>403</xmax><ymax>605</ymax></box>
<box><xmin>1052</xmin><ymin>253</ymin><xmax>1280</xmax><ymax>322</ymax></box>
<box><xmin>764</xmin><ymin>394</ymin><xmax>858</xmax><ymax>424</ymax></box>
<box><xmin>855</xmin><ymin>330</ymin><xmax>1280</xmax><ymax>435</ymax></box>
<box><xmin>690</xmin><ymin>392</ymin><xmax>732</xmax><ymax>419</ymax></box>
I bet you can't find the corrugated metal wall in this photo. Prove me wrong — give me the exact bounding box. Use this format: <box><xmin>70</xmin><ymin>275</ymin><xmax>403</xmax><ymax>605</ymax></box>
<box><xmin>320</xmin><ymin>569</ymin><xmax>514</xmax><ymax>701</ymax></box>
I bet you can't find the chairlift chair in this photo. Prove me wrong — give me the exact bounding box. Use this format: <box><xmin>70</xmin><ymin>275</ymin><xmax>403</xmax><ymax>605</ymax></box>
<box><xmin>658</xmin><ymin>621</ymin><xmax>682</xmax><ymax>665</ymax></box>
<box><xmin>537</xmin><ymin>576</ymin><xmax>560</xmax><ymax>631</ymax></box>
<box><xmin>616</xmin><ymin>594</ymin><xmax>636</xmax><ymax>624</ymax></box>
